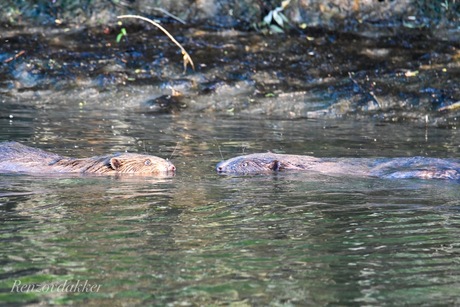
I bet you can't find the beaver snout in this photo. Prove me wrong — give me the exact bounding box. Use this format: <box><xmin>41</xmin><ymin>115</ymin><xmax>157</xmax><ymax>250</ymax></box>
<box><xmin>149</xmin><ymin>159</ymin><xmax>176</xmax><ymax>175</ymax></box>
<box><xmin>216</xmin><ymin>161</ymin><xmax>226</xmax><ymax>173</ymax></box>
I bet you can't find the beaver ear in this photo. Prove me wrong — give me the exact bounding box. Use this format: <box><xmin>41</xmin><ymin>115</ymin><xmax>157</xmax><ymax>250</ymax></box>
<box><xmin>110</xmin><ymin>157</ymin><xmax>123</xmax><ymax>170</ymax></box>
<box><xmin>269</xmin><ymin>160</ymin><xmax>281</xmax><ymax>171</ymax></box>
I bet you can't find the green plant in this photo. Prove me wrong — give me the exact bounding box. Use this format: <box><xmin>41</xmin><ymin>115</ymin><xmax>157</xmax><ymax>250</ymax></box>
<box><xmin>254</xmin><ymin>0</ymin><xmax>291</xmax><ymax>34</ymax></box>
<box><xmin>116</xmin><ymin>27</ymin><xmax>127</xmax><ymax>43</ymax></box>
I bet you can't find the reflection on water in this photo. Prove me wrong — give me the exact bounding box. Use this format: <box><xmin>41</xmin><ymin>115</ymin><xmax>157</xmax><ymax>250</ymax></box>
<box><xmin>1</xmin><ymin>171</ymin><xmax>459</xmax><ymax>305</ymax></box>
<box><xmin>1</xmin><ymin>104</ymin><xmax>459</xmax><ymax>304</ymax></box>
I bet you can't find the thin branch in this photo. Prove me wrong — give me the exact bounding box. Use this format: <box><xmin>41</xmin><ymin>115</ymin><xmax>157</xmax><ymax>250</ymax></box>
<box><xmin>117</xmin><ymin>14</ymin><xmax>195</xmax><ymax>72</ymax></box>
<box><xmin>348</xmin><ymin>72</ymin><xmax>381</xmax><ymax>108</ymax></box>
<box><xmin>151</xmin><ymin>8</ymin><xmax>186</xmax><ymax>24</ymax></box>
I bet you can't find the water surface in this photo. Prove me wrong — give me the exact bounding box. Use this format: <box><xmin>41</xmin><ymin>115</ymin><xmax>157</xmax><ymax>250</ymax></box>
<box><xmin>1</xmin><ymin>108</ymin><xmax>460</xmax><ymax>305</ymax></box>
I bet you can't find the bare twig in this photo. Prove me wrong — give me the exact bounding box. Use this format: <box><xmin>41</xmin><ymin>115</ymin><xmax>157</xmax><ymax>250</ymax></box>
<box><xmin>151</xmin><ymin>8</ymin><xmax>186</xmax><ymax>24</ymax></box>
<box><xmin>348</xmin><ymin>72</ymin><xmax>381</xmax><ymax>108</ymax></box>
<box><xmin>117</xmin><ymin>14</ymin><xmax>195</xmax><ymax>72</ymax></box>
<box><xmin>438</xmin><ymin>101</ymin><xmax>460</xmax><ymax>112</ymax></box>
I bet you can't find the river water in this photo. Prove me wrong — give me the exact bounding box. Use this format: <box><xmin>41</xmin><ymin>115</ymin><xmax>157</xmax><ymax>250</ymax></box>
<box><xmin>1</xmin><ymin>24</ymin><xmax>460</xmax><ymax>305</ymax></box>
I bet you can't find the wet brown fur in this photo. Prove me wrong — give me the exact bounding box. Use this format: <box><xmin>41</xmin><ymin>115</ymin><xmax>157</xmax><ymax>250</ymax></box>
<box><xmin>0</xmin><ymin>142</ymin><xmax>175</xmax><ymax>175</ymax></box>
<box><xmin>216</xmin><ymin>153</ymin><xmax>460</xmax><ymax>180</ymax></box>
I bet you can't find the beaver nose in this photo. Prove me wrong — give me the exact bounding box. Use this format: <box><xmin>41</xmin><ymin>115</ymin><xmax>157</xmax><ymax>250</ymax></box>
<box><xmin>216</xmin><ymin>161</ymin><xmax>224</xmax><ymax>172</ymax></box>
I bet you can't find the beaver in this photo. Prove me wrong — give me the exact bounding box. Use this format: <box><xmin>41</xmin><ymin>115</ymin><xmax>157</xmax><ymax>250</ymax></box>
<box><xmin>216</xmin><ymin>152</ymin><xmax>460</xmax><ymax>180</ymax></box>
<box><xmin>0</xmin><ymin>142</ymin><xmax>176</xmax><ymax>175</ymax></box>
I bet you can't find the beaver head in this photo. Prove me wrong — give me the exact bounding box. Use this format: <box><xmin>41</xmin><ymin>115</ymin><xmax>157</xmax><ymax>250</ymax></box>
<box><xmin>50</xmin><ymin>153</ymin><xmax>176</xmax><ymax>175</ymax></box>
<box><xmin>107</xmin><ymin>153</ymin><xmax>176</xmax><ymax>175</ymax></box>
<box><xmin>216</xmin><ymin>153</ymin><xmax>282</xmax><ymax>174</ymax></box>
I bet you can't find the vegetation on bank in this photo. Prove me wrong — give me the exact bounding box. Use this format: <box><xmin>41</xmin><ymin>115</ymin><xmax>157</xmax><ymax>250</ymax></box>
<box><xmin>1</xmin><ymin>0</ymin><xmax>459</xmax><ymax>32</ymax></box>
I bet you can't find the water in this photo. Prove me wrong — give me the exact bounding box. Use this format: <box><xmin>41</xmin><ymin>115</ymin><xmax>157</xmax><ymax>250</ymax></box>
<box><xmin>1</xmin><ymin>25</ymin><xmax>460</xmax><ymax>305</ymax></box>
<box><xmin>1</xmin><ymin>104</ymin><xmax>459</xmax><ymax>305</ymax></box>
<box><xmin>1</xmin><ymin>170</ymin><xmax>460</xmax><ymax>305</ymax></box>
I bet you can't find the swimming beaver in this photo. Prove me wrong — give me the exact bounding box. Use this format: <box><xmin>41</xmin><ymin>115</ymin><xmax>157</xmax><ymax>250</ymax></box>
<box><xmin>0</xmin><ymin>142</ymin><xmax>176</xmax><ymax>175</ymax></box>
<box><xmin>216</xmin><ymin>153</ymin><xmax>460</xmax><ymax>180</ymax></box>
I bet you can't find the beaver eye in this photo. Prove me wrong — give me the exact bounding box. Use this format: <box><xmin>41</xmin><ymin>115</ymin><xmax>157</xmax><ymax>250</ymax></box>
<box><xmin>144</xmin><ymin>159</ymin><xmax>152</xmax><ymax>166</ymax></box>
